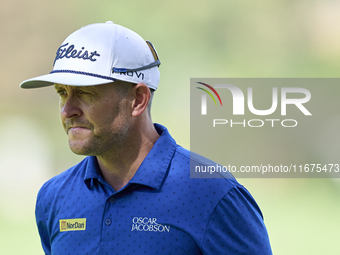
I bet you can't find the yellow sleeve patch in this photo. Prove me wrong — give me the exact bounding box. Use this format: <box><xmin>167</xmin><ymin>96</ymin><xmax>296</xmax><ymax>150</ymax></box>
<box><xmin>59</xmin><ymin>218</ymin><xmax>86</xmax><ymax>232</ymax></box>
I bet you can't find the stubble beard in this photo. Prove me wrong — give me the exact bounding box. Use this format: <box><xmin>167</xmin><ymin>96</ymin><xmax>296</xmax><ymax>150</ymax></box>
<box><xmin>68</xmin><ymin>122</ymin><xmax>131</xmax><ymax>157</ymax></box>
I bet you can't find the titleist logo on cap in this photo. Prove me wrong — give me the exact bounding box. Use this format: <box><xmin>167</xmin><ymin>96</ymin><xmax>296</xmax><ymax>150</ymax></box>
<box><xmin>54</xmin><ymin>43</ymin><xmax>101</xmax><ymax>65</ymax></box>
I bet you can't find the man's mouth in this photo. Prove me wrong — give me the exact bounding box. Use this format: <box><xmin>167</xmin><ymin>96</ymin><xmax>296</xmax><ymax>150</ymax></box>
<box><xmin>67</xmin><ymin>126</ymin><xmax>91</xmax><ymax>134</ymax></box>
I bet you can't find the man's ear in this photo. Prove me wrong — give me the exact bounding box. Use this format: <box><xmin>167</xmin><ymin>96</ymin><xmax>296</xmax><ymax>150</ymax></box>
<box><xmin>131</xmin><ymin>83</ymin><xmax>150</xmax><ymax>117</ymax></box>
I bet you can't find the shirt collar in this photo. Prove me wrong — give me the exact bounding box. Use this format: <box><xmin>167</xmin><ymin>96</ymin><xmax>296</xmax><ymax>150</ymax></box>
<box><xmin>84</xmin><ymin>156</ymin><xmax>103</xmax><ymax>189</ymax></box>
<box><xmin>84</xmin><ymin>123</ymin><xmax>177</xmax><ymax>191</ymax></box>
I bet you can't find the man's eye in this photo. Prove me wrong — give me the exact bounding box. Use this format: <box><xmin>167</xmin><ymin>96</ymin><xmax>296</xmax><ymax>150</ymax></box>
<box><xmin>57</xmin><ymin>90</ymin><xmax>67</xmax><ymax>96</ymax></box>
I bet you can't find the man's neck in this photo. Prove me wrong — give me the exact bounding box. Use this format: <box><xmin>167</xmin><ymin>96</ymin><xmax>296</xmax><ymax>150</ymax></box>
<box><xmin>96</xmin><ymin>124</ymin><xmax>160</xmax><ymax>191</ymax></box>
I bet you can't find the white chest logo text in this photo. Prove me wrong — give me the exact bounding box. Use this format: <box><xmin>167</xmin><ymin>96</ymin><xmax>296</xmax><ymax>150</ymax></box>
<box><xmin>131</xmin><ymin>217</ymin><xmax>170</xmax><ymax>232</ymax></box>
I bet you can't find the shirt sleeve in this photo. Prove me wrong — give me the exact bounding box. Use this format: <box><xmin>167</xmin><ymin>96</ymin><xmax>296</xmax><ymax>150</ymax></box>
<box><xmin>35</xmin><ymin>188</ymin><xmax>52</xmax><ymax>255</ymax></box>
<box><xmin>201</xmin><ymin>185</ymin><xmax>272</xmax><ymax>254</ymax></box>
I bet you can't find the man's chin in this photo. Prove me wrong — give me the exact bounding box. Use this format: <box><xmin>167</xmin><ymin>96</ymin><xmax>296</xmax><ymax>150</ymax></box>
<box><xmin>68</xmin><ymin>140</ymin><xmax>94</xmax><ymax>156</ymax></box>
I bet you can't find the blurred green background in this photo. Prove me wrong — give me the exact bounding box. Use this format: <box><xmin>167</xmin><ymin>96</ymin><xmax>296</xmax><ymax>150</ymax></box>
<box><xmin>1</xmin><ymin>0</ymin><xmax>340</xmax><ymax>254</ymax></box>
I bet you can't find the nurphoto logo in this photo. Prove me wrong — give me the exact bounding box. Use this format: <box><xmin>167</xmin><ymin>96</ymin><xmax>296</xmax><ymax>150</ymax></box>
<box><xmin>196</xmin><ymin>82</ymin><xmax>223</xmax><ymax>115</ymax></box>
<box><xmin>191</xmin><ymin>78</ymin><xmax>339</xmax><ymax>178</ymax></box>
<box><xmin>196</xmin><ymin>82</ymin><xmax>312</xmax><ymax>128</ymax></box>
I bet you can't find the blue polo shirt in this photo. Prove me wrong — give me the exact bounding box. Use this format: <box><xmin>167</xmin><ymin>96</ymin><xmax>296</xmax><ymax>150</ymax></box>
<box><xmin>35</xmin><ymin>124</ymin><xmax>272</xmax><ymax>255</ymax></box>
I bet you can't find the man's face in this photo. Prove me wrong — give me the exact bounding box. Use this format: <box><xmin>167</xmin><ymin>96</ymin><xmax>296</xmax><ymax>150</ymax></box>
<box><xmin>54</xmin><ymin>82</ymin><xmax>134</xmax><ymax>156</ymax></box>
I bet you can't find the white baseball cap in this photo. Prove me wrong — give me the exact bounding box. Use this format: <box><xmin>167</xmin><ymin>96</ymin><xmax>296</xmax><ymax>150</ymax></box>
<box><xmin>20</xmin><ymin>21</ymin><xmax>161</xmax><ymax>90</ymax></box>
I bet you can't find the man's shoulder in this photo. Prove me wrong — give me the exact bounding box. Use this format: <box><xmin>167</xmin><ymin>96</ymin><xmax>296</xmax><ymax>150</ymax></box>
<box><xmin>171</xmin><ymin>145</ymin><xmax>242</xmax><ymax>196</ymax></box>
<box><xmin>174</xmin><ymin>145</ymin><xmax>236</xmax><ymax>179</ymax></box>
<box><xmin>37</xmin><ymin>157</ymin><xmax>89</xmax><ymax>200</ymax></box>
<box><xmin>165</xmin><ymin>145</ymin><xmax>259</xmax><ymax>226</ymax></box>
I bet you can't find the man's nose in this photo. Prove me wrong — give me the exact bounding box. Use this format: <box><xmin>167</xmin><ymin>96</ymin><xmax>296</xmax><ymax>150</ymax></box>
<box><xmin>61</xmin><ymin>97</ymin><xmax>82</xmax><ymax>119</ymax></box>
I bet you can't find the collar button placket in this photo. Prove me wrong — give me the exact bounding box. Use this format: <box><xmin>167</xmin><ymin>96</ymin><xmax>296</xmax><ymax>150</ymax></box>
<box><xmin>109</xmin><ymin>196</ymin><xmax>116</xmax><ymax>204</ymax></box>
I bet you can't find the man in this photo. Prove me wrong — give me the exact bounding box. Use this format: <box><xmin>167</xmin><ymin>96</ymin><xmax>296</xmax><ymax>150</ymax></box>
<box><xmin>20</xmin><ymin>21</ymin><xmax>272</xmax><ymax>254</ymax></box>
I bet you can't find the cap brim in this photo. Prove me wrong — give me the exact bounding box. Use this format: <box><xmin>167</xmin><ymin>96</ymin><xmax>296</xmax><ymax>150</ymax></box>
<box><xmin>20</xmin><ymin>72</ymin><xmax>115</xmax><ymax>89</ymax></box>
